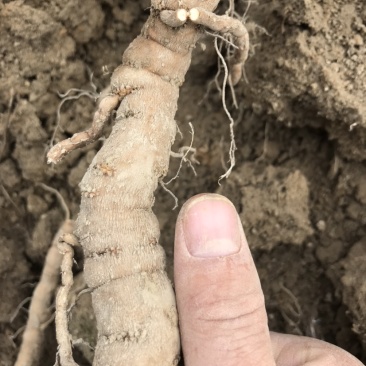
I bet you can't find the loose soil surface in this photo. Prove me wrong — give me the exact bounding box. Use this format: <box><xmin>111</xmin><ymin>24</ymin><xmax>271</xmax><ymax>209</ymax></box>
<box><xmin>0</xmin><ymin>0</ymin><xmax>365</xmax><ymax>365</ymax></box>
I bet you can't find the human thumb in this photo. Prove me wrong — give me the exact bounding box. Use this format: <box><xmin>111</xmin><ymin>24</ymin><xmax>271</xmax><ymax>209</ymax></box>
<box><xmin>174</xmin><ymin>194</ymin><xmax>275</xmax><ymax>366</ymax></box>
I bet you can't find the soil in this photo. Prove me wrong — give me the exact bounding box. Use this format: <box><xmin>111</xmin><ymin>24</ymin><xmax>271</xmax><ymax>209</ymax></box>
<box><xmin>0</xmin><ymin>0</ymin><xmax>365</xmax><ymax>365</ymax></box>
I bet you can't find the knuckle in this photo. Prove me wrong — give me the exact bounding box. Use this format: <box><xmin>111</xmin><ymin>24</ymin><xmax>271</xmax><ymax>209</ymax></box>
<box><xmin>192</xmin><ymin>287</ymin><xmax>266</xmax><ymax>331</ymax></box>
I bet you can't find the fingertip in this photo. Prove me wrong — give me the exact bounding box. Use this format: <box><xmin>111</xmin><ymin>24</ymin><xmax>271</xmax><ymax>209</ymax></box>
<box><xmin>174</xmin><ymin>194</ymin><xmax>275</xmax><ymax>366</ymax></box>
<box><xmin>178</xmin><ymin>194</ymin><xmax>241</xmax><ymax>258</ymax></box>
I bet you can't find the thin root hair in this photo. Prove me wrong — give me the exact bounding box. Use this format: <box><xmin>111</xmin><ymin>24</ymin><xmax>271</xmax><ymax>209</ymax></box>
<box><xmin>55</xmin><ymin>234</ymin><xmax>80</xmax><ymax>366</ymax></box>
<box><xmin>200</xmin><ymin>32</ymin><xmax>239</xmax><ymax>108</ymax></box>
<box><xmin>166</xmin><ymin>122</ymin><xmax>197</xmax><ymax>184</ymax></box>
<box><xmin>10</xmin><ymin>325</ymin><xmax>26</xmax><ymax>341</ymax></box>
<box><xmin>159</xmin><ymin>180</ymin><xmax>179</xmax><ymax>210</ymax></box>
<box><xmin>279</xmin><ymin>282</ymin><xmax>302</xmax><ymax>318</ymax></box>
<box><xmin>213</xmin><ymin>37</ymin><xmax>237</xmax><ymax>183</ymax></box>
<box><xmin>198</xmin><ymin>37</ymin><xmax>225</xmax><ymax>106</ymax></box>
<box><xmin>67</xmin><ymin>287</ymin><xmax>92</xmax><ymax>315</ymax></box>
<box><xmin>38</xmin><ymin>183</ymin><xmax>70</xmax><ymax>221</ymax></box>
<box><xmin>41</xmin><ymin>312</ymin><xmax>56</xmax><ymax>331</ymax></box>
<box><xmin>176</xmin><ymin>124</ymin><xmax>184</xmax><ymax>139</ymax></box>
<box><xmin>73</xmin><ymin>338</ymin><xmax>95</xmax><ymax>351</ymax></box>
<box><xmin>242</xmin><ymin>0</ymin><xmax>255</xmax><ymax>21</ymax></box>
<box><xmin>10</xmin><ymin>297</ymin><xmax>31</xmax><ymax>323</ymax></box>
<box><xmin>50</xmin><ymin>89</ymin><xmax>99</xmax><ymax>149</ymax></box>
<box><xmin>219</xmin><ymin>136</ymin><xmax>228</xmax><ymax>172</ymax></box>
<box><xmin>205</xmin><ymin>30</ymin><xmax>239</xmax><ymax>49</ymax></box>
<box><xmin>226</xmin><ymin>0</ymin><xmax>235</xmax><ymax>16</ymax></box>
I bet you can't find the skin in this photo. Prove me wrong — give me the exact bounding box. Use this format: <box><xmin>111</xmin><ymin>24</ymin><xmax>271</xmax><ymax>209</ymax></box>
<box><xmin>174</xmin><ymin>193</ymin><xmax>365</xmax><ymax>366</ymax></box>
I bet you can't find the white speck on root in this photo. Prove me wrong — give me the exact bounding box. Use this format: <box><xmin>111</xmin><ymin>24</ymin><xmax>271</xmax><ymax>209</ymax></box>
<box><xmin>177</xmin><ymin>9</ymin><xmax>188</xmax><ymax>22</ymax></box>
<box><xmin>189</xmin><ymin>8</ymin><xmax>200</xmax><ymax>22</ymax></box>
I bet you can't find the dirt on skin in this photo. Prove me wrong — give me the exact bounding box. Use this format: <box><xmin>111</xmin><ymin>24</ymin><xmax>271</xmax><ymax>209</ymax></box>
<box><xmin>0</xmin><ymin>0</ymin><xmax>365</xmax><ymax>365</ymax></box>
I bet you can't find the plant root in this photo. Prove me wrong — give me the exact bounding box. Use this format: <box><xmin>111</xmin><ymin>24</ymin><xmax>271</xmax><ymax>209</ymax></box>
<box><xmin>189</xmin><ymin>7</ymin><xmax>249</xmax><ymax>85</ymax></box>
<box><xmin>47</xmin><ymin>92</ymin><xmax>124</xmax><ymax>164</ymax></box>
<box><xmin>47</xmin><ymin>4</ymin><xmax>249</xmax><ymax>365</ymax></box>
<box><xmin>159</xmin><ymin>180</ymin><xmax>179</xmax><ymax>210</ymax></box>
<box><xmin>182</xmin><ymin>3</ymin><xmax>250</xmax><ymax>180</ymax></box>
<box><xmin>213</xmin><ymin>37</ymin><xmax>237</xmax><ymax>182</ymax></box>
<box><xmin>167</xmin><ymin>122</ymin><xmax>197</xmax><ymax>183</ymax></box>
<box><xmin>10</xmin><ymin>297</ymin><xmax>31</xmax><ymax>324</ymax></box>
<box><xmin>15</xmin><ymin>220</ymin><xmax>74</xmax><ymax>366</ymax></box>
<box><xmin>38</xmin><ymin>183</ymin><xmax>71</xmax><ymax>220</ymax></box>
<box><xmin>278</xmin><ymin>282</ymin><xmax>303</xmax><ymax>336</ymax></box>
<box><xmin>55</xmin><ymin>231</ymin><xmax>80</xmax><ymax>366</ymax></box>
<box><xmin>49</xmin><ymin>71</ymin><xmax>99</xmax><ymax>149</ymax></box>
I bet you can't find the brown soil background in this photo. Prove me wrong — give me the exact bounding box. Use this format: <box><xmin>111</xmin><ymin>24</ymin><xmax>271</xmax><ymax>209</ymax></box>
<box><xmin>1</xmin><ymin>0</ymin><xmax>366</xmax><ymax>365</ymax></box>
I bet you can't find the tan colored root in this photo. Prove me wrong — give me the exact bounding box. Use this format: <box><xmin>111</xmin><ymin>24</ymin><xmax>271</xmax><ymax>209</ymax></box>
<box><xmin>278</xmin><ymin>282</ymin><xmax>303</xmax><ymax>336</ymax></box>
<box><xmin>167</xmin><ymin>122</ymin><xmax>197</xmax><ymax>184</ymax></box>
<box><xmin>198</xmin><ymin>43</ymin><xmax>224</xmax><ymax>106</ymax></box>
<box><xmin>15</xmin><ymin>220</ymin><xmax>74</xmax><ymax>366</ymax></box>
<box><xmin>205</xmin><ymin>29</ymin><xmax>238</xmax><ymax>50</ymax></box>
<box><xmin>48</xmin><ymin>4</ymin><xmax>247</xmax><ymax>365</ymax></box>
<box><xmin>160</xmin><ymin>9</ymin><xmax>187</xmax><ymax>27</ymax></box>
<box><xmin>162</xmin><ymin>123</ymin><xmax>197</xmax><ymax>209</ymax></box>
<box><xmin>55</xmin><ymin>232</ymin><xmax>79</xmax><ymax>366</ymax></box>
<box><xmin>204</xmin><ymin>30</ymin><xmax>240</xmax><ymax>108</ymax></box>
<box><xmin>67</xmin><ymin>287</ymin><xmax>91</xmax><ymax>315</ymax></box>
<box><xmin>16</xmin><ymin>184</ymin><xmax>72</xmax><ymax>366</ymax></box>
<box><xmin>194</xmin><ymin>1</ymin><xmax>251</xmax><ymax>180</ymax></box>
<box><xmin>50</xmin><ymin>90</ymin><xmax>97</xmax><ymax>148</ymax></box>
<box><xmin>159</xmin><ymin>180</ymin><xmax>179</xmax><ymax>210</ymax></box>
<box><xmin>49</xmin><ymin>72</ymin><xmax>99</xmax><ymax>149</ymax></box>
<box><xmin>47</xmin><ymin>92</ymin><xmax>123</xmax><ymax>164</ymax></box>
<box><xmin>189</xmin><ymin>7</ymin><xmax>249</xmax><ymax>85</ymax></box>
<box><xmin>38</xmin><ymin>183</ymin><xmax>71</xmax><ymax>220</ymax></box>
<box><xmin>191</xmin><ymin>33</ymin><xmax>239</xmax><ymax>181</ymax></box>
<box><xmin>10</xmin><ymin>298</ymin><xmax>31</xmax><ymax>324</ymax></box>
<box><xmin>160</xmin><ymin>6</ymin><xmax>249</xmax><ymax>85</ymax></box>
<box><xmin>10</xmin><ymin>326</ymin><xmax>26</xmax><ymax>342</ymax></box>
<box><xmin>213</xmin><ymin>37</ymin><xmax>237</xmax><ymax>182</ymax></box>
<box><xmin>226</xmin><ymin>0</ymin><xmax>235</xmax><ymax>16</ymax></box>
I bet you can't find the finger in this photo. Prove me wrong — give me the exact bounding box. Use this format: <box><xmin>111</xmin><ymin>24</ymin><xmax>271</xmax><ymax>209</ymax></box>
<box><xmin>271</xmin><ymin>332</ymin><xmax>365</xmax><ymax>366</ymax></box>
<box><xmin>174</xmin><ymin>194</ymin><xmax>275</xmax><ymax>366</ymax></box>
